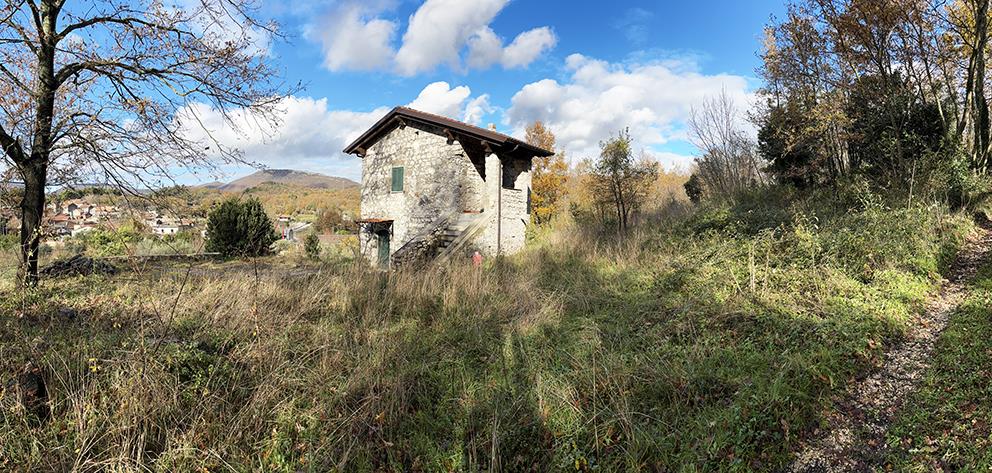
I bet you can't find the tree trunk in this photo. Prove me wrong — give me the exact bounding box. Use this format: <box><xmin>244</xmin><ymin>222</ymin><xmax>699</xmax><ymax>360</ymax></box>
<box><xmin>16</xmin><ymin>0</ymin><xmax>59</xmax><ymax>287</ymax></box>
<box><xmin>974</xmin><ymin>0</ymin><xmax>990</xmax><ymax>172</ymax></box>
<box><xmin>18</xmin><ymin>161</ymin><xmax>47</xmax><ymax>287</ymax></box>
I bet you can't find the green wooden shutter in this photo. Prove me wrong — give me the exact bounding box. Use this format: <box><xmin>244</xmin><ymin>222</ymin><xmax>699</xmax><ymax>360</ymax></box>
<box><xmin>391</xmin><ymin>167</ymin><xmax>404</xmax><ymax>192</ymax></box>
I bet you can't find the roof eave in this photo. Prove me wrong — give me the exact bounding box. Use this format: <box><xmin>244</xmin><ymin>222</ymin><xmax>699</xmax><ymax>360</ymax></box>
<box><xmin>342</xmin><ymin>107</ymin><xmax>555</xmax><ymax>158</ymax></box>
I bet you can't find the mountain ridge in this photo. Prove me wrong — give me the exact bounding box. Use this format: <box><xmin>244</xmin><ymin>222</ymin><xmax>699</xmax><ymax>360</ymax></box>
<box><xmin>208</xmin><ymin>169</ymin><xmax>359</xmax><ymax>192</ymax></box>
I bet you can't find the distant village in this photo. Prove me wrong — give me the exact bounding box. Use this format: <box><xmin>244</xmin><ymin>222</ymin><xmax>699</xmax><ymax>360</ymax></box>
<box><xmin>0</xmin><ymin>196</ymin><xmax>356</xmax><ymax>245</ymax></box>
<box><xmin>0</xmin><ymin>169</ymin><xmax>361</xmax><ymax>253</ymax></box>
<box><xmin>39</xmin><ymin>199</ymin><xmax>195</xmax><ymax>237</ymax></box>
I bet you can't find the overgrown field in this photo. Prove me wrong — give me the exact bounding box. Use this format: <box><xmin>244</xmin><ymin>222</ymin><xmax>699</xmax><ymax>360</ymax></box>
<box><xmin>0</xmin><ymin>188</ymin><xmax>978</xmax><ymax>471</ymax></box>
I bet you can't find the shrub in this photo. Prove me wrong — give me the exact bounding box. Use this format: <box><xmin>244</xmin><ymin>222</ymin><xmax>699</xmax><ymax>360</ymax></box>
<box><xmin>0</xmin><ymin>234</ymin><xmax>17</xmax><ymax>251</ymax></box>
<box><xmin>303</xmin><ymin>233</ymin><xmax>320</xmax><ymax>260</ymax></box>
<box><xmin>73</xmin><ymin>225</ymin><xmax>143</xmax><ymax>256</ymax></box>
<box><xmin>684</xmin><ymin>173</ymin><xmax>703</xmax><ymax>204</ymax></box>
<box><xmin>313</xmin><ymin>208</ymin><xmax>344</xmax><ymax>233</ymax></box>
<box><xmin>205</xmin><ymin>197</ymin><xmax>278</xmax><ymax>257</ymax></box>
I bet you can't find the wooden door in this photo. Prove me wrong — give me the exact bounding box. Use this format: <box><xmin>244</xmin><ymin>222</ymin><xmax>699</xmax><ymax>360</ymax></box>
<box><xmin>376</xmin><ymin>230</ymin><xmax>390</xmax><ymax>268</ymax></box>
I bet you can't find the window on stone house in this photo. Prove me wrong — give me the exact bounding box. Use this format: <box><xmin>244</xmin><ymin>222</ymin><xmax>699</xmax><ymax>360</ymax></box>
<box><xmin>391</xmin><ymin>167</ymin><xmax>404</xmax><ymax>192</ymax></box>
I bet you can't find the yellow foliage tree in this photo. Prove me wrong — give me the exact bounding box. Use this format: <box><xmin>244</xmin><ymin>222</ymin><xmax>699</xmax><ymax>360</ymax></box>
<box><xmin>525</xmin><ymin>121</ymin><xmax>569</xmax><ymax>225</ymax></box>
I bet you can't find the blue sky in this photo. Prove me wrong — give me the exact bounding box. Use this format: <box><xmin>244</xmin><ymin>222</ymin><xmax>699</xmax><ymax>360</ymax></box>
<box><xmin>191</xmin><ymin>0</ymin><xmax>785</xmax><ymax>182</ymax></box>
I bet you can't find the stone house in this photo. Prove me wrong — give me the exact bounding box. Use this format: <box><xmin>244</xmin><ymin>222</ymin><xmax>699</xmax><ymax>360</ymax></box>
<box><xmin>344</xmin><ymin>107</ymin><xmax>552</xmax><ymax>267</ymax></box>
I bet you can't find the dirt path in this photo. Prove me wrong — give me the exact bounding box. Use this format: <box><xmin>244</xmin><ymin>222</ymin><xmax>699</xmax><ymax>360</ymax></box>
<box><xmin>789</xmin><ymin>224</ymin><xmax>992</xmax><ymax>472</ymax></box>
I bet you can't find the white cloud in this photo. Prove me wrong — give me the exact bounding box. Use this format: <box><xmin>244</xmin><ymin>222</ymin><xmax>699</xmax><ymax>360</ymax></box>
<box><xmin>175</xmin><ymin>82</ymin><xmax>490</xmax><ymax>180</ymax></box>
<box><xmin>309</xmin><ymin>0</ymin><xmax>554</xmax><ymax>75</ymax></box>
<box><xmin>176</xmin><ymin>97</ymin><xmax>389</xmax><ymax>180</ymax></box>
<box><xmin>467</xmin><ymin>26</ymin><xmax>557</xmax><ymax>70</ymax></box>
<box><xmin>505</xmin><ymin>54</ymin><xmax>754</xmax><ymax>168</ymax></box>
<box><xmin>404</xmin><ymin>81</ymin><xmax>493</xmax><ymax>124</ymax></box>
<box><xmin>651</xmin><ymin>151</ymin><xmax>698</xmax><ymax>173</ymax></box>
<box><xmin>309</xmin><ymin>3</ymin><xmax>397</xmax><ymax>71</ymax></box>
<box><xmin>500</xmin><ymin>27</ymin><xmax>557</xmax><ymax>68</ymax></box>
<box><xmin>395</xmin><ymin>0</ymin><xmax>507</xmax><ymax>75</ymax></box>
<box><xmin>466</xmin><ymin>27</ymin><xmax>504</xmax><ymax>69</ymax></box>
<box><xmin>463</xmin><ymin>94</ymin><xmax>493</xmax><ymax>125</ymax></box>
<box><xmin>407</xmin><ymin>81</ymin><xmax>472</xmax><ymax>118</ymax></box>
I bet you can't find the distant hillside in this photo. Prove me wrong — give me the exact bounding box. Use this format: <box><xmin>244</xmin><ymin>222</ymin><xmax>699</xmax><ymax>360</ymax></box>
<box><xmin>215</xmin><ymin>169</ymin><xmax>358</xmax><ymax>192</ymax></box>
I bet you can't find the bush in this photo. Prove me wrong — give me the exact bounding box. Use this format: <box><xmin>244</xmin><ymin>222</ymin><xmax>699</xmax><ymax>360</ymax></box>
<box><xmin>303</xmin><ymin>233</ymin><xmax>320</xmax><ymax>260</ymax></box>
<box><xmin>73</xmin><ymin>225</ymin><xmax>143</xmax><ymax>256</ymax></box>
<box><xmin>205</xmin><ymin>197</ymin><xmax>278</xmax><ymax>257</ymax></box>
<box><xmin>0</xmin><ymin>234</ymin><xmax>17</xmax><ymax>251</ymax></box>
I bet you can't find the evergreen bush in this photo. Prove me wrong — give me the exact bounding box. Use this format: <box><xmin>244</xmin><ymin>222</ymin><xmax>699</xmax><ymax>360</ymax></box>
<box><xmin>205</xmin><ymin>197</ymin><xmax>278</xmax><ymax>257</ymax></box>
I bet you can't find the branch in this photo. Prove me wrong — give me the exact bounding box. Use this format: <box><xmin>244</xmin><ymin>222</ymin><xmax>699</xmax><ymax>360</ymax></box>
<box><xmin>0</xmin><ymin>62</ymin><xmax>32</xmax><ymax>94</ymax></box>
<box><xmin>24</xmin><ymin>0</ymin><xmax>42</xmax><ymax>37</ymax></box>
<box><xmin>55</xmin><ymin>59</ymin><xmax>172</xmax><ymax>87</ymax></box>
<box><xmin>0</xmin><ymin>122</ymin><xmax>26</xmax><ymax>164</ymax></box>
<box><xmin>3</xmin><ymin>14</ymin><xmax>39</xmax><ymax>54</ymax></box>
<box><xmin>57</xmin><ymin>15</ymin><xmax>186</xmax><ymax>40</ymax></box>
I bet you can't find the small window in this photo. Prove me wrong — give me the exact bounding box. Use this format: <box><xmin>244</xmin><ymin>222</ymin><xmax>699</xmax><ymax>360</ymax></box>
<box><xmin>526</xmin><ymin>187</ymin><xmax>532</xmax><ymax>214</ymax></box>
<box><xmin>391</xmin><ymin>167</ymin><xmax>405</xmax><ymax>192</ymax></box>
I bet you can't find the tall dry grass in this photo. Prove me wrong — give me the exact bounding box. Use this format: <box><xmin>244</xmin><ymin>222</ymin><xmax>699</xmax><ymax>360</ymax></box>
<box><xmin>0</xmin><ymin>186</ymin><xmax>980</xmax><ymax>471</ymax></box>
<box><xmin>1</xmin><ymin>258</ymin><xmax>562</xmax><ymax>471</ymax></box>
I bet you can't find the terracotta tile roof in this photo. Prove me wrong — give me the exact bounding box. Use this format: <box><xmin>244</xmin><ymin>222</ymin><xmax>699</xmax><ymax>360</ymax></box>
<box><xmin>343</xmin><ymin>106</ymin><xmax>553</xmax><ymax>158</ymax></box>
<box><xmin>354</xmin><ymin>218</ymin><xmax>394</xmax><ymax>224</ymax></box>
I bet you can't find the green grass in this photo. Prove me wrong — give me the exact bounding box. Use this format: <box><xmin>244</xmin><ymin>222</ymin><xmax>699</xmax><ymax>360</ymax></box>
<box><xmin>884</xmin><ymin>258</ymin><xmax>992</xmax><ymax>471</ymax></box>
<box><xmin>0</xmin><ymin>187</ymin><xmax>978</xmax><ymax>471</ymax></box>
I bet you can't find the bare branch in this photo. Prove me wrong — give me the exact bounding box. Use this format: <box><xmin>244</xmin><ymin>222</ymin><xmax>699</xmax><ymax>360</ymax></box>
<box><xmin>0</xmin><ymin>122</ymin><xmax>25</xmax><ymax>164</ymax></box>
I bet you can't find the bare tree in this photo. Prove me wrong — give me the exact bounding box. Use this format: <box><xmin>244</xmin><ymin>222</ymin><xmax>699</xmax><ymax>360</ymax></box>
<box><xmin>688</xmin><ymin>90</ymin><xmax>766</xmax><ymax>200</ymax></box>
<box><xmin>0</xmin><ymin>0</ymin><xmax>294</xmax><ymax>286</ymax></box>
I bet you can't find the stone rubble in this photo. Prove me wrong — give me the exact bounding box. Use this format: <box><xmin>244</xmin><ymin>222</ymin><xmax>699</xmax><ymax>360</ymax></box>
<box><xmin>39</xmin><ymin>254</ymin><xmax>119</xmax><ymax>278</ymax></box>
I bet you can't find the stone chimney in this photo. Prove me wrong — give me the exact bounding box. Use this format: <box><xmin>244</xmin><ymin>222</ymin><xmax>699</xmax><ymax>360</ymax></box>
<box><xmin>488</xmin><ymin>123</ymin><xmax>496</xmax><ymax>131</ymax></box>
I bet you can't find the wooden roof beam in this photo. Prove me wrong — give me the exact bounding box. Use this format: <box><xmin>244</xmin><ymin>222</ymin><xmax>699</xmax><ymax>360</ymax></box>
<box><xmin>444</xmin><ymin>128</ymin><xmax>457</xmax><ymax>145</ymax></box>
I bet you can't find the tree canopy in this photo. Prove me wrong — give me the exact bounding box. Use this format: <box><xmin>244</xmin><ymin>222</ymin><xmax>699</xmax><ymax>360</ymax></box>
<box><xmin>525</xmin><ymin>121</ymin><xmax>569</xmax><ymax>225</ymax></box>
<box><xmin>0</xmin><ymin>0</ymin><xmax>294</xmax><ymax>285</ymax></box>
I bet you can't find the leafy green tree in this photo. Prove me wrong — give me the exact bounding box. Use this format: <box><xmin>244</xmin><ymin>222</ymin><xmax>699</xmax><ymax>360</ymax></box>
<box><xmin>303</xmin><ymin>233</ymin><xmax>321</xmax><ymax>260</ymax></box>
<box><xmin>591</xmin><ymin>129</ymin><xmax>658</xmax><ymax>234</ymax></box>
<box><xmin>684</xmin><ymin>173</ymin><xmax>704</xmax><ymax>204</ymax></box>
<box><xmin>205</xmin><ymin>198</ymin><xmax>278</xmax><ymax>257</ymax></box>
<box><xmin>846</xmin><ymin>73</ymin><xmax>949</xmax><ymax>190</ymax></box>
<box><xmin>756</xmin><ymin>99</ymin><xmax>830</xmax><ymax>188</ymax></box>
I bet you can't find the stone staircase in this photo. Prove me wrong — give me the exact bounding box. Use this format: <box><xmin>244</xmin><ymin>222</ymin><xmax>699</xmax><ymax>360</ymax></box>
<box><xmin>436</xmin><ymin>212</ymin><xmax>490</xmax><ymax>263</ymax></box>
<box><xmin>435</xmin><ymin>214</ymin><xmax>479</xmax><ymax>254</ymax></box>
<box><xmin>390</xmin><ymin>212</ymin><xmax>485</xmax><ymax>267</ymax></box>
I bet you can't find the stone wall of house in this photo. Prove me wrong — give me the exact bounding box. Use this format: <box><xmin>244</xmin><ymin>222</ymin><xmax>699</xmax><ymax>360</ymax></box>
<box><xmin>358</xmin><ymin>119</ymin><xmax>535</xmax><ymax>264</ymax></box>
<box><xmin>359</xmin><ymin>121</ymin><xmax>487</xmax><ymax>263</ymax></box>
<box><xmin>476</xmin><ymin>154</ymin><xmax>532</xmax><ymax>256</ymax></box>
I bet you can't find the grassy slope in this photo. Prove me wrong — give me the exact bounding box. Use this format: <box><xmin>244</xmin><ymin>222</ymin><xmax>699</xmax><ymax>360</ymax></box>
<box><xmin>884</xmin><ymin>258</ymin><xmax>992</xmax><ymax>471</ymax></box>
<box><xmin>0</xmin><ymin>188</ymin><xmax>976</xmax><ymax>471</ymax></box>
